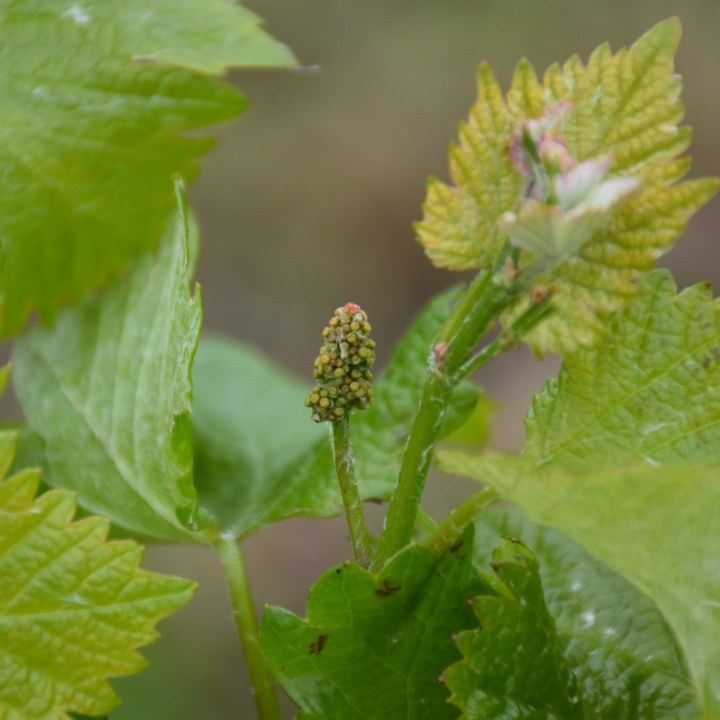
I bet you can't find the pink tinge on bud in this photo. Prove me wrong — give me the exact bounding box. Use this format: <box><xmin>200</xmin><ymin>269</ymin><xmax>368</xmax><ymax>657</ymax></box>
<box><xmin>509</xmin><ymin>100</ymin><xmax>574</xmax><ymax>179</ymax></box>
<box><xmin>508</xmin><ymin>132</ymin><xmax>532</xmax><ymax>178</ymax></box>
<box><xmin>340</xmin><ymin>302</ymin><xmax>361</xmax><ymax>314</ymax></box>
<box><xmin>537</xmin><ymin>135</ymin><xmax>574</xmax><ymax>172</ymax></box>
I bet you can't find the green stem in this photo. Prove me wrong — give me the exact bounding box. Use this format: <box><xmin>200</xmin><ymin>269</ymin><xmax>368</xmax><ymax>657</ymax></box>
<box><xmin>373</xmin><ymin>247</ymin><xmax>554</xmax><ymax>569</ymax></box>
<box><xmin>426</xmin><ymin>487</ymin><xmax>499</xmax><ymax>556</ymax></box>
<box><xmin>457</xmin><ymin>295</ymin><xmax>554</xmax><ymax>380</ymax></box>
<box><xmin>215</xmin><ymin>536</ymin><xmax>281</xmax><ymax>720</ymax></box>
<box><xmin>332</xmin><ymin>417</ymin><xmax>373</xmax><ymax>568</ymax></box>
<box><xmin>415</xmin><ymin>508</ymin><xmax>439</xmax><ymax>538</ymax></box>
<box><xmin>373</xmin><ymin>261</ymin><xmax>516</xmax><ymax>569</ymax></box>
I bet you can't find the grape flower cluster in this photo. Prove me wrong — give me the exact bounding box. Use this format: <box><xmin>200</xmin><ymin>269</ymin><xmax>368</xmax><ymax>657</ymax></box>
<box><xmin>305</xmin><ymin>302</ymin><xmax>375</xmax><ymax>423</ymax></box>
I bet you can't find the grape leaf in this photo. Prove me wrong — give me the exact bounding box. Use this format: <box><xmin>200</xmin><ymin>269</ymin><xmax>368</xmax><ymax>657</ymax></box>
<box><xmin>445</xmin><ymin>536</ymin><xmax>583</xmax><ymax>720</ymax></box>
<box><xmin>191</xmin><ymin>289</ymin><xmax>483</xmax><ymax>539</ymax></box>
<box><xmin>437</xmin><ymin>270</ymin><xmax>720</xmax><ymax>716</ymax></box>
<box><xmin>416</xmin><ymin>18</ymin><xmax>718</xmax><ymax>354</ymax></box>
<box><xmin>0</xmin><ymin>0</ymin><xmax>294</xmax><ymax>337</ymax></box>
<box><xmin>0</xmin><ymin>431</ymin><xmax>195</xmax><ymax>720</ymax></box>
<box><xmin>460</xmin><ymin>505</ymin><xmax>699</xmax><ymax>719</ymax></box>
<box><xmin>261</xmin><ymin>526</ymin><xmax>479</xmax><ymax>720</ymax></box>
<box><xmin>526</xmin><ymin>269</ymin><xmax>720</xmax><ymax>469</ymax></box>
<box><xmin>192</xmin><ymin>336</ymin><xmax>326</xmax><ymax>538</ymax></box>
<box><xmin>13</xmin><ymin>184</ymin><xmax>208</xmax><ymax>543</ymax></box>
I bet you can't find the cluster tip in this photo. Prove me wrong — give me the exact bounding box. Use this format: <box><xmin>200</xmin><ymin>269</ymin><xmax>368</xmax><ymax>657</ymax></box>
<box><xmin>305</xmin><ymin>303</ymin><xmax>376</xmax><ymax>423</ymax></box>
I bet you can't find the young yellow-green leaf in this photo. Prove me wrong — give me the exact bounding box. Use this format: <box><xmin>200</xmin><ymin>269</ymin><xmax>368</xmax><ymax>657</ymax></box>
<box><xmin>527</xmin><ymin>270</ymin><xmax>720</xmax><ymax>469</ymax></box>
<box><xmin>416</xmin><ymin>63</ymin><xmax>523</xmax><ymax>271</ymax></box>
<box><xmin>0</xmin><ymin>431</ymin><xmax>195</xmax><ymax>720</ymax></box>
<box><xmin>463</xmin><ymin>506</ymin><xmax>699</xmax><ymax>719</ymax></box>
<box><xmin>437</xmin><ymin>270</ymin><xmax>720</xmax><ymax>716</ymax></box>
<box><xmin>191</xmin><ymin>288</ymin><xmax>484</xmax><ymax>540</ymax></box>
<box><xmin>417</xmin><ymin>18</ymin><xmax>718</xmax><ymax>355</ymax></box>
<box><xmin>511</xmin><ymin>175</ymin><xmax>719</xmax><ymax>355</ymax></box>
<box><xmin>0</xmin><ymin>0</ymin><xmax>294</xmax><ymax>337</ymax></box>
<box><xmin>13</xmin><ymin>186</ymin><xmax>208</xmax><ymax>543</ymax></box>
<box><xmin>261</xmin><ymin>526</ymin><xmax>479</xmax><ymax>719</ymax></box>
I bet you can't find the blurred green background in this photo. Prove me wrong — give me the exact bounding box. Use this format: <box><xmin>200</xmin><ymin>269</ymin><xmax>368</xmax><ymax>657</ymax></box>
<box><xmin>108</xmin><ymin>1</ymin><xmax>720</xmax><ymax>717</ymax></box>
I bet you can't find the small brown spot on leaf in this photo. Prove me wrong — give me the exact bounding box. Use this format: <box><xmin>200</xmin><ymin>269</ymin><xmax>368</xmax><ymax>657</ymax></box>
<box><xmin>449</xmin><ymin>540</ymin><xmax>464</xmax><ymax>554</ymax></box>
<box><xmin>309</xmin><ymin>634</ymin><xmax>328</xmax><ymax>655</ymax></box>
<box><xmin>375</xmin><ymin>579</ymin><xmax>402</xmax><ymax>597</ymax></box>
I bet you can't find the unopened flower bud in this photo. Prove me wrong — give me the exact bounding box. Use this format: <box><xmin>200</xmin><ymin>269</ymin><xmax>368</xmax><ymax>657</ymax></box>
<box><xmin>306</xmin><ymin>303</ymin><xmax>376</xmax><ymax>423</ymax></box>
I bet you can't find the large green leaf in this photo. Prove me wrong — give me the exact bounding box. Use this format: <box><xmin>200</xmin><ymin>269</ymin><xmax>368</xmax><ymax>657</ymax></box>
<box><xmin>0</xmin><ymin>0</ymin><xmax>294</xmax><ymax>336</ymax></box>
<box><xmin>192</xmin><ymin>337</ymin><xmax>325</xmax><ymax>537</ymax></box>
<box><xmin>13</xmin><ymin>186</ymin><xmax>208</xmax><ymax>543</ymax></box>
<box><xmin>261</xmin><ymin>526</ymin><xmax>479</xmax><ymax>719</ymax></box>
<box><xmin>437</xmin><ymin>270</ymin><xmax>720</xmax><ymax>716</ymax></box>
<box><xmin>458</xmin><ymin>506</ymin><xmax>699</xmax><ymax>719</ymax></box>
<box><xmin>416</xmin><ymin>19</ymin><xmax>718</xmax><ymax>354</ymax></box>
<box><xmin>191</xmin><ymin>288</ymin><xmax>483</xmax><ymax>539</ymax></box>
<box><xmin>0</xmin><ymin>431</ymin><xmax>195</xmax><ymax>719</ymax></box>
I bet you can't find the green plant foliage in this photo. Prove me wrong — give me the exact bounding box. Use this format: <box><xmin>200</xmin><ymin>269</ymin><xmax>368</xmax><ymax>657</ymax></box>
<box><xmin>416</xmin><ymin>18</ymin><xmax>718</xmax><ymax>354</ymax></box>
<box><xmin>0</xmin><ymin>431</ymin><xmax>195</xmax><ymax>719</ymax></box>
<box><xmin>525</xmin><ymin>269</ymin><xmax>720</xmax><ymax>468</ymax></box>
<box><xmin>261</xmin><ymin>526</ymin><xmax>478</xmax><ymax>719</ymax></box>
<box><xmin>437</xmin><ymin>271</ymin><xmax>720</xmax><ymax>716</ymax></box>
<box><xmin>13</xmin><ymin>186</ymin><xmax>208</xmax><ymax>543</ymax></box>
<box><xmin>191</xmin><ymin>288</ymin><xmax>485</xmax><ymax>539</ymax></box>
<box><xmin>464</xmin><ymin>506</ymin><xmax>699</xmax><ymax>718</ymax></box>
<box><xmin>446</xmin><ymin>537</ymin><xmax>582</xmax><ymax>719</ymax></box>
<box><xmin>192</xmin><ymin>336</ymin><xmax>325</xmax><ymax>538</ymax></box>
<box><xmin>0</xmin><ymin>0</ymin><xmax>294</xmax><ymax>337</ymax></box>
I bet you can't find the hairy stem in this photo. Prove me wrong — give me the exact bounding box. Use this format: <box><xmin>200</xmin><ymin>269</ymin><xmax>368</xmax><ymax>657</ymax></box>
<box><xmin>426</xmin><ymin>487</ymin><xmax>499</xmax><ymax>556</ymax></box>
<box><xmin>373</xmin><ymin>255</ymin><xmax>516</xmax><ymax>568</ymax></box>
<box><xmin>215</xmin><ymin>536</ymin><xmax>281</xmax><ymax>720</ymax></box>
<box><xmin>332</xmin><ymin>417</ymin><xmax>374</xmax><ymax>568</ymax></box>
<box><xmin>457</xmin><ymin>294</ymin><xmax>554</xmax><ymax>380</ymax></box>
<box><xmin>373</xmin><ymin>246</ymin><xmax>554</xmax><ymax>569</ymax></box>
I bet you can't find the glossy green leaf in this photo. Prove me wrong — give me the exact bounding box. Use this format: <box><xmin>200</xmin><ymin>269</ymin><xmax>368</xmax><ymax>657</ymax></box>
<box><xmin>13</xmin><ymin>187</ymin><xmax>208</xmax><ymax>543</ymax></box>
<box><xmin>416</xmin><ymin>19</ymin><xmax>718</xmax><ymax>354</ymax></box>
<box><xmin>0</xmin><ymin>0</ymin><xmax>294</xmax><ymax>336</ymax></box>
<box><xmin>261</xmin><ymin>526</ymin><xmax>478</xmax><ymax>719</ymax></box>
<box><xmin>191</xmin><ymin>288</ymin><xmax>482</xmax><ymax>539</ymax></box>
<box><xmin>446</xmin><ymin>536</ymin><xmax>582</xmax><ymax>720</ymax></box>
<box><xmin>0</xmin><ymin>431</ymin><xmax>195</xmax><ymax>719</ymax></box>
<box><xmin>459</xmin><ymin>505</ymin><xmax>699</xmax><ymax>718</ymax></box>
<box><xmin>437</xmin><ymin>270</ymin><xmax>720</xmax><ymax>716</ymax></box>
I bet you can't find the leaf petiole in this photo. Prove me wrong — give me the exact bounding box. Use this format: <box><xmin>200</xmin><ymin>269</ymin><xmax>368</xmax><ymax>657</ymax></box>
<box><xmin>457</xmin><ymin>293</ymin><xmax>555</xmax><ymax>380</ymax></box>
<box><xmin>425</xmin><ymin>487</ymin><xmax>499</xmax><ymax>556</ymax></box>
<box><xmin>214</xmin><ymin>536</ymin><xmax>282</xmax><ymax>720</ymax></box>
